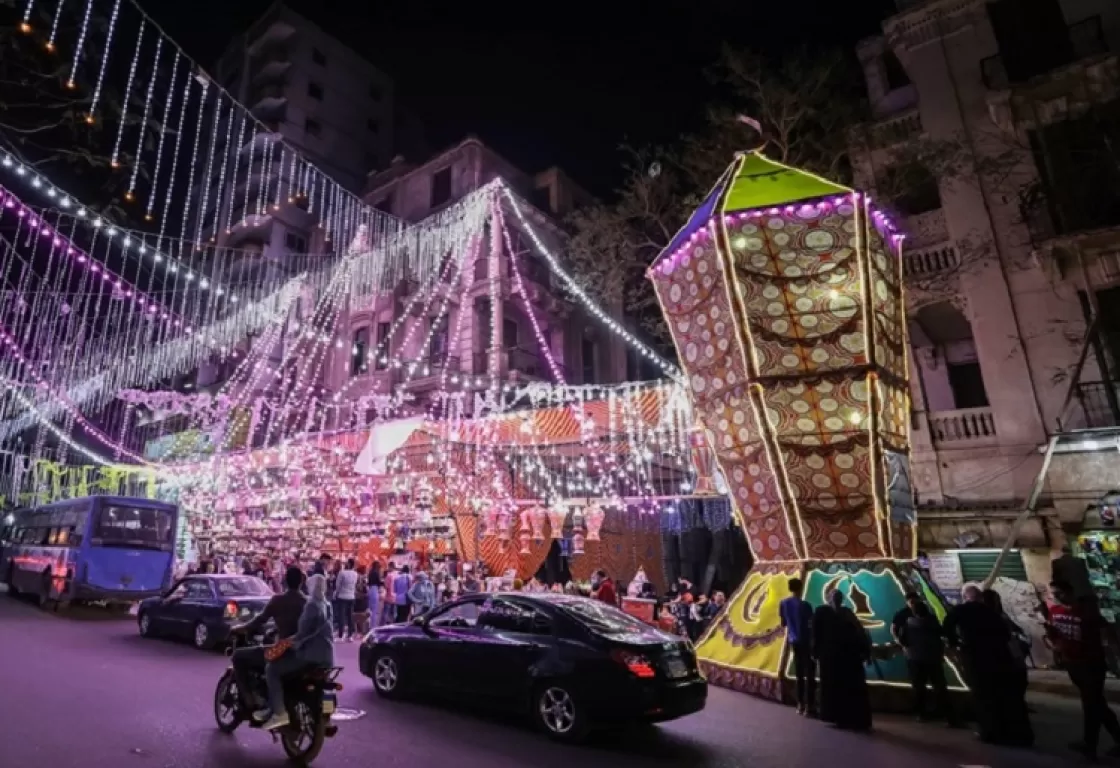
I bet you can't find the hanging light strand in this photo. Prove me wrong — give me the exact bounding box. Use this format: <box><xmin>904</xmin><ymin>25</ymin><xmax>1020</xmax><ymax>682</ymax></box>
<box><xmin>87</xmin><ymin>0</ymin><xmax>122</xmax><ymax>122</ymax></box>
<box><xmin>66</xmin><ymin>0</ymin><xmax>95</xmax><ymax>89</ymax></box>
<box><xmin>110</xmin><ymin>19</ymin><xmax>145</xmax><ymax>167</ymax></box>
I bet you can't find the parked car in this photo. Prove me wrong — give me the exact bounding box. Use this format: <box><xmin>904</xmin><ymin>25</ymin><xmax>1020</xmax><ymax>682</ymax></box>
<box><xmin>137</xmin><ymin>574</ymin><xmax>274</xmax><ymax>649</ymax></box>
<box><xmin>358</xmin><ymin>592</ymin><xmax>707</xmax><ymax>741</ymax></box>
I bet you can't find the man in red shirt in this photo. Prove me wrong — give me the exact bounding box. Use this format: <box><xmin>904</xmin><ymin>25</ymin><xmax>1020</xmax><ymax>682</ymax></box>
<box><xmin>591</xmin><ymin>569</ymin><xmax>617</xmax><ymax>606</ymax></box>
<box><xmin>1048</xmin><ymin>579</ymin><xmax>1120</xmax><ymax>760</ymax></box>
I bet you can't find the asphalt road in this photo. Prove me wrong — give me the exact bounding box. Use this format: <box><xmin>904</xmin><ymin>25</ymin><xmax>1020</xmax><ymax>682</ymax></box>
<box><xmin>0</xmin><ymin>593</ymin><xmax>1094</xmax><ymax>768</ymax></box>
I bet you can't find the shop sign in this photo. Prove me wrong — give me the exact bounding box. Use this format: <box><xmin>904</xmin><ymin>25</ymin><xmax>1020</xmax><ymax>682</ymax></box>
<box><xmin>927</xmin><ymin>552</ymin><xmax>964</xmax><ymax>593</ymax></box>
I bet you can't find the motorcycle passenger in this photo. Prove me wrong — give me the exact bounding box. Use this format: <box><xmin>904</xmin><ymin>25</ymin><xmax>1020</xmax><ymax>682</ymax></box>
<box><xmin>230</xmin><ymin>565</ymin><xmax>307</xmax><ymax>711</ymax></box>
<box><xmin>260</xmin><ymin>572</ymin><xmax>336</xmax><ymax>731</ymax></box>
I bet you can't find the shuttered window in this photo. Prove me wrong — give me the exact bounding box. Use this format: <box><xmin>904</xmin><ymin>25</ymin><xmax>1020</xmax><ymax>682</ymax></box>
<box><xmin>958</xmin><ymin>551</ymin><xmax>1028</xmax><ymax>584</ymax></box>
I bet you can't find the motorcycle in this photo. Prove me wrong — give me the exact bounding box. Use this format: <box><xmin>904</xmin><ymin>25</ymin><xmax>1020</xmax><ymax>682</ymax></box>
<box><xmin>213</xmin><ymin>629</ymin><xmax>342</xmax><ymax>765</ymax></box>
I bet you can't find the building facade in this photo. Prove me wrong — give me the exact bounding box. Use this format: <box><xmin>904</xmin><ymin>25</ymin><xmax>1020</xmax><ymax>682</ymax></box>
<box><xmin>851</xmin><ymin>0</ymin><xmax>1120</xmax><ymax>583</ymax></box>
<box><xmin>320</xmin><ymin>137</ymin><xmax>624</xmax><ymax>411</ymax></box>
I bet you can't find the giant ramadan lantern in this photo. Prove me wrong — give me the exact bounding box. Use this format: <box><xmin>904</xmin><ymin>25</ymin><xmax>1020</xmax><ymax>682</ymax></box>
<box><xmin>650</xmin><ymin>151</ymin><xmax>962</xmax><ymax>701</ymax></box>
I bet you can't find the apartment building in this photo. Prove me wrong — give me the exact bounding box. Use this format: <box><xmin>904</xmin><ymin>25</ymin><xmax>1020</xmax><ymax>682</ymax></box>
<box><xmin>850</xmin><ymin>0</ymin><xmax>1120</xmax><ymax>579</ymax></box>
<box><xmin>320</xmin><ymin>137</ymin><xmax>625</xmax><ymax>410</ymax></box>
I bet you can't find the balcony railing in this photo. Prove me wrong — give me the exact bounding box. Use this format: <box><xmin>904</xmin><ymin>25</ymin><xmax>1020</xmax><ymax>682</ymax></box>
<box><xmin>870</xmin><ymin>110</ymin><xmax>922</xmax><ymax>149</ymax></box>
<box><xmin>904</xmin><ymin>244</ymin><xmax>960</xmax><ymax>278</ymax></box>
<box><xmin>928</xmin><ymin>407</ymin><xmax>998</xmax><ymax>445</ymax></box>
<box><xmin>1075</xmin><ymin>381</ymin><xmax>1120</xmax><ymax>429</ymax></box>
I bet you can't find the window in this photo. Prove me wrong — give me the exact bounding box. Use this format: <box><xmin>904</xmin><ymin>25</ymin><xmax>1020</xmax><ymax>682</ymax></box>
<box><xmin>311</xmin><ymin>48</ymin><xmax>327</xmax><ymax>66</ymax></box>
<box><xmin>215</xmin><ymin>577</ymin><xmax>273</xmax><ymax>597</ymax></box>
<box><xmin>185</xmin><ymin>580</ymin><xmax>214</xmax><ymax>600</ymax></box>
<box><xmin>429</xmin><ymin>599</ymin><xmax>484</xmax><ymax>628</ymax></box>
<box><xmin>308</xmin><ymin>81</ymin><xmax>324</xmax><ymax>100</ymax></box>
<box><xmin>369</xmin><ymin>83</ymin><xmax>382</xmax><ymax>101</ymax></box>
<box><xmin>429</xmin><ymin>315</ymin><xmax>450</xmax><ymax>363</ymax></box>
<box><xmin>947</xmin><ymin>361</ymin><xmax>990</xmax><ymax>409</ymax></box>
<box><xmin>375</xmin><ymin>322</ymin><xmax>391</xmax><ymax>369</ymax></box>
<box><xmin>478</xmin><ymin>598</ymin><xmax>552</xmax><ymax>634</ymax></box>
<box><xmin>503</xmin><ymin>318</ymin><xmax>519</xmax><ymax>349</ymax></box>
<box><xmin>556</xmin><ymin>597</ymin><xmax>650</xmax><ymax>634</ymax></box>
<box><xmin>352</xmin><ymin>327</ymin><xmax>370</xmax><ymax>375</ymax></box>
<box><xmin>285</xmin><ymin>232</ymin><xmax>307</xmax><ymax>253</ymax></box>
<box><xmin>367</xmin><ymin>118</ymin><xmax>379</xmax><ymax>134</ymax></box>
<box><xmin>532</xmin><ymin>186</ymin><xmax>552</xmax><ymax>213</ymax></box>
<box><xmin>882</xmin><ymin>51</ymin><xmax>911</xmax><ymax>92</ymax></box>
<box><xmin>374</xmin><ymin>193</ymin><xmax>394</xmax><ymax>215</ymax></box>
<box><xmin>305</xmin><ymin>119</ymin><xmax>322</xmax><ymax>138</ymax></box>
<box><xmin>165</xmin><ymin>582</ymin><xmax>190</xmax><ymax>600</ymax></box>
<box><xmin>93</xmin><ymin>505</ymin><xmax>174</xmax><ymax>550</ymax></box>
<box><xmin>581</xmin><ymin>336</ymin><xmax>596</xmax><ymax>384</ymax></box>
<box><xmin>473</xmin><ymin>257</ymin><xmax>488</xmax><ymax>282</ymax></box>
<box><xmin>430</xmin><ymin>167</ymin><xmax>452</xmax><ymax>208</ymax></box>
<box><xmin>880</xmin><ymin>164</ymin><xmax>940</xmax><ymax>216</ymax></box>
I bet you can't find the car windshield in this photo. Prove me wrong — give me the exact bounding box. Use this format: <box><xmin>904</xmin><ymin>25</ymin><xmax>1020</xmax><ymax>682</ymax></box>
<box><xmin>93</xmin><ymin>505</ymin><xmax>174</xmax><ymax>550</ymax></box>
<box><xmin>556</xmin><ymin>598</ymin><xmax>653</xmax><ymax>634</ymax></box>
<box><xmin>215</xmin><ymin>577</ymin><xmax>273</xmax><ymax>597</ymax></box>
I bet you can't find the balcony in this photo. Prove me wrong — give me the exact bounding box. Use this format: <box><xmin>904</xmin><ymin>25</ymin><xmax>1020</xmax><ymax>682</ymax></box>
<box><xmin>904</xmin><ymin>244</ymin><xmax>960</xmax><ymax>279</ymax></box>
<box><xmin>869</xmin><ymin>109</ymin><xmax>922</xmax><ymax>149</ymax></box>
<box><xmin>1020</xmin><ymin>182</ymin><xmax>1120</xmax><ymax>247</ymax></box>
<box><xmin>247</xmin><ymin>18</ymin><xmax>296</xmax><ymax>56</ymax></box>
<box><xmin>1075</xmin><ymin>381</ymin><xmax>1120</xmax><ymax>429</ymax></box>
<box><xmin>250</xmin><ymin>85</ymin><xmax>288</xmax><ymax>117</ymax></box>
<box><xmin>928</xmin><ymin>407</ymin><xmax>997</xmax><ymax>446</ymax></box>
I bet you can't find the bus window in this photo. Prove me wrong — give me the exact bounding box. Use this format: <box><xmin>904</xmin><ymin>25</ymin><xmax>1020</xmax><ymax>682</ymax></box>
<box><xmin>67</xmin><ymin>526</ymin><xmax>81</xmax><ymax>548</ymax></box>
<box><xmin>94</xmin><ymin>505</ymin><xmax>174</xmax><ymax>550</ymax></box>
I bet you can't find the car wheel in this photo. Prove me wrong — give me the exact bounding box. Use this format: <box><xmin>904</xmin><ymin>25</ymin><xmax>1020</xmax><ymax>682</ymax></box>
<box><xmin>193</xmin><ymin>622</ymin><xmax>213</xmax><ymax>650</ymax></box>
<box><xmin>532</xmin><ymin>682</ymin><xmax>589</xmax><ymax>742</ymax></box>
<box><xmin>37</xmin><ymin>571</ymin><xmax>55</xmax><ymax>610</ymax></box>
<box><xmin>3</xmin><ymin>564</ymin><xmax>18</xmax><ymax>597</ymax></box>
<box><xmin>371</xmin><ymin>651</ymin><xmax>403</xmax><ymax>699</ymax></box>
<box><xmin>138</xmin><ymin>612</ymin><xmax>155</xmax><ymax>638</ymax></box>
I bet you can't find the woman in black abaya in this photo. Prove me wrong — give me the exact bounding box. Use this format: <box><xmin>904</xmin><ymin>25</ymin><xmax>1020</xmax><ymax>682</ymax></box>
<box><xmin>813</xmin><ymin>588</ymin><xmax>873</xmax><ymax>731</ymax></box>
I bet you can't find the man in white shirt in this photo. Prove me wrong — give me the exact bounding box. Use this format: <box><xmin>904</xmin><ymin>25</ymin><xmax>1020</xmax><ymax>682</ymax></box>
<box><xmin>334</xmin><ymin>559</ymin><xmax>359</xmax><ymax>641</ymax></box>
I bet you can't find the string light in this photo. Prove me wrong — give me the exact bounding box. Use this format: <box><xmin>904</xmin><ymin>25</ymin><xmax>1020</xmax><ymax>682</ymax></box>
<box><xmin>47</xmin><ymin>0</ymin><xmax>66</xmax><ymax>51</ymax></box>
<box><xmin>66</xmin><ymin>0</ymin><xmax>95</xmax><ymax>90</ymax></box>
<box><xmin>111</xmin><ymin>19</ymin><xmax>145</xmax><ymax>168</ymax></box>
<box><xmin>87</xmin><ymin>0</ymin><xmax>122</xmax><ymax>123</ymax></box>
<box><xmin>146</xmin><ymin>50</ymin><xmax>181</xmax><ymax>221</ymax></box>
<box><xmin>128</xmin><ymin>35</ymin><xmax>163</xmax><ymax>201</ymax></box>
<box><xmin>501</xmin><ymin>184</ymin><xmax>682</xmax><ymax>381</ymax></box>
<box><xmin>195</xmin><ymin>97</ymin><xmax>223</xmax><ymax>248</ymax></box>
<box><xmin>20</xmin><ymin>0</ymin><xmax>34</xmax><ymax>33</ymax></box>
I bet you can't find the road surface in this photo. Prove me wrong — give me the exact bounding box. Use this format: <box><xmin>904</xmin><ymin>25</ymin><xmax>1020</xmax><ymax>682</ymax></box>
<box><xmin>0</xmin><ymin>592</ymin><xmax>1091</xmax><ymax>768</ymax></box>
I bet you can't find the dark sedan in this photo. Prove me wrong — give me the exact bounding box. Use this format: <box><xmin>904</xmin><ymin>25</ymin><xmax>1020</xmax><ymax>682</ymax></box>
<box><xmin>358</xmin><ymin>592</ymin><xmax>707</xmax><ymax>741</ymax></box>
<box><xmin>136</xmin><ymin>574</ymin><xmax>274</xmax><ymax>650</ymax></box>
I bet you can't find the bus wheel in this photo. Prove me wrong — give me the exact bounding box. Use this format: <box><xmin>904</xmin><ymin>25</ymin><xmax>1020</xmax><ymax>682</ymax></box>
<box><xmin>38</xmin><ymin>571</ymin><xmax>55</xmax><ymax>610</ymax></box>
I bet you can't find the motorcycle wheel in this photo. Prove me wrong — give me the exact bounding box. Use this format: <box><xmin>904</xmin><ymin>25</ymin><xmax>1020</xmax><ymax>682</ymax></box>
<box><xmin>213</xmin><ymin>670</ymin><xmax>243</xmax><ymax>733</ymax></box>
<box><xmin>280</xmin><ymin>700</ymin><xmax>326</xmax><ymax>764</ymax></box>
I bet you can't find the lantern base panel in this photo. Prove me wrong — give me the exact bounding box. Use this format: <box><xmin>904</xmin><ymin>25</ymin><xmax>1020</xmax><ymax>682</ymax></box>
<box><xmin>696</xmin><ymin>560</ymin><xmax>966</xmax><ymax>712</ymax></box>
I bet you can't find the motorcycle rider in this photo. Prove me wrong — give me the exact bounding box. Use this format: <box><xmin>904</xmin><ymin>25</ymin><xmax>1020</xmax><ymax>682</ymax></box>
<box><xmin>260</xmin><ymin>572</ymin><xmax>336</xmax><ymax>730</ymax></box>
<box><xmin>230</xmin><ymin>565</ymin><xmax>307</xmax><ymax>712</ymax></box>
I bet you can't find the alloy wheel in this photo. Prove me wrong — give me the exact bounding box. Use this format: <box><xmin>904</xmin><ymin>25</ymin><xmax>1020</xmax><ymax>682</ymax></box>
<box><xmin>538</xmin><ymin>687</ymin><xmax>576</xmax><ymax>734</ymax></box>
<box><xmin>194</xmin><ymin>623</ymin><xmax>209</xmax><ymax>649</ymax></box>
<box><xmin>374</xmin><ymin>656</ymin><xmax>398</xmax><ymax>691</ymax></box>
<box><xmin>139</xmin><ymin>613</ymin><xmax>150</xmax><ymax>636</ymax></box>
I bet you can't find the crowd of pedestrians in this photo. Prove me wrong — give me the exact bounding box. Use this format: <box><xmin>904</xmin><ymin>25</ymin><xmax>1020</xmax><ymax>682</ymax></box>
<box><xmin>779</xmin><ymin>576</ymin><xmax>1120</xmax><ymax>760</ymax></box>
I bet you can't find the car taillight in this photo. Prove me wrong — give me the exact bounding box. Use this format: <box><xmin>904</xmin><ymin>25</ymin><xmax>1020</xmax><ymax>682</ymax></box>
<box><xmin>224</xmin><ymin>601</ymin><xmax>238</xmax><ymax>619</ymax></box>
<box><xmin>611</xmin><ymin>649</ymin><xmax>656</xmax><ymax>678</ymax></box>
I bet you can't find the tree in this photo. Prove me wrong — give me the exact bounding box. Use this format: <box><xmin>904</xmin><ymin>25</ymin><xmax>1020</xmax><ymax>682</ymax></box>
<box><xmin>566</xmin><ymin>47</ymin><xmax>867</xmax><ymax>352</ymax></box>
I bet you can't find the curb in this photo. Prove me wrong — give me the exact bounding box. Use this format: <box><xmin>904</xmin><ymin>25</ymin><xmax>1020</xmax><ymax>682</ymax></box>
<box><xmin>1029</xmin><ymin>677</ymin><xmax>1120</xmax><ymax>704</ymax></box>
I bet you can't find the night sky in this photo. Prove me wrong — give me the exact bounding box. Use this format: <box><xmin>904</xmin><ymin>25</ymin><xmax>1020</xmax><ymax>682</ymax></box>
<box><xmin>142</xmin><ymin>0</ymin><xmax>897</xmax><ymax>196</ymax></box>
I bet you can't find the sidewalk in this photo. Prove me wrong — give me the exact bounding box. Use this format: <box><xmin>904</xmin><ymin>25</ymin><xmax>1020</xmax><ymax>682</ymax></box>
<box><xmin>1029</xmin><ymin>667</ymin><xmax>1120</xmax><ymax>703</ymax></box>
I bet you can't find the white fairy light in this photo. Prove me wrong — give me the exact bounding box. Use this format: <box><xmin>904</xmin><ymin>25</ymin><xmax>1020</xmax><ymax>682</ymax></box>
<box><xmin>111</xmin><ymin>20</ymin><xmax>145</xmax><ymax>168</ymax></box>
<box><xmin>177</xmin><ymin>78</ymin><xmax>209</xmax><ymax>251</ymax></box>
<box><xmin>20</xmin><ymin>0</ymin><xmax>34</xmax><ymax>31</ymax></box>
<box><xmin>128</xmin><ymin>36</ymin><xmax>163</xmax><ymax>200</ymax></box>
<box><xmin>241</xmin><ymin>123</ymin><xmax>257</xmax><ymax>226</ymax></box>
<box><xmin>223</xmin><ymin>113</ymin><xmax>246</xmax><ymax>234</ymax></box>
<box><xmin>195</xmin><ymin>97</ymin><xmax>224</xmax><ymax>247</ymax></box>
<box><xmin>87</xmin><ymin>0</ymin><xmax>122</xmax><ymax>123</ymax></box>
<box><xmin>158</xmin><ymin>67</ymin><xmax>193</xmax><ymax>245</ymax></box>
<box><xmin>66</xmin><ymin>0</ymin><xmax>95</xmax><ymax>89</ymax></box>
<box><xmin>147</xmin><ymin>49</ymin><xmax>181</xmax><ymax>220</ymax></box>
<box><xmin>500</xmin><ymin>184</ymin><xmax>681</xmax><ymax>380</ymax></box>
<box><xmin>47</xmin><ymin>0</ymin><xmax>66</xmax><ymax>51</ymax></box>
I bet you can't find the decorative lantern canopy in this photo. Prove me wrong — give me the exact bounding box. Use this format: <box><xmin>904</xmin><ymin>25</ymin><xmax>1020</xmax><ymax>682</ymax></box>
<box><xmin>649</xmin><ymin>151</ymin><xmax>955</xmax><ymax>701</ymax></box>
